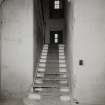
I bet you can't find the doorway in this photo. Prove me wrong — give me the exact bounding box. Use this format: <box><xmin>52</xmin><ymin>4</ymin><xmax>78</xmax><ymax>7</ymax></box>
<box><xmin>50</xmin><ymin>31</ymin><xmax>63</xmax><ymax>44</ymax></box>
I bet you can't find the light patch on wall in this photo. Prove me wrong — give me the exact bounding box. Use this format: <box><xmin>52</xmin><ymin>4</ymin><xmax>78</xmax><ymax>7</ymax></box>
<box><xmin>68</xmin><ymin>0</ymin><xmax>71</xmax><ymax>3</ymax></box>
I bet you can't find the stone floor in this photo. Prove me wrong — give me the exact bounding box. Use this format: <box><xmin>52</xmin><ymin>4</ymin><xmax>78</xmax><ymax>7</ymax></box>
<box><xmin>0</xmin><ymin>98</ymin><xmax>104</xmax><ymax>105</ymax></box>
<box><xmin>0</xmin><ymin>98</ymin><xmax>24</xmax><ymax>105</ymax></box>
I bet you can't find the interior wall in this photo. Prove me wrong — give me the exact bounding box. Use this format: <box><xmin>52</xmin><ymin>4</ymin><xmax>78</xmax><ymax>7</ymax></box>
<box><xmin>44</xmin><ymin>0</ymin><xmax>65</xmax><ymax>44</ymax></box>
<box><xmin>0</xmin><ymin>4</ymin><xmax>2</xmax><ymax>94</ymax></box>
<box><xmin>66</xmin><ymin>0</ymin><xmax>74</xmax><ymax>97</ymax></box>
<box><xmin>34</xmin><ymin>0</ymin><xmax>45</xmax><ymax>78</ymax></box>
<box><xmin>70</xmin><ymin>0</ymin><xmax>105</xmax><ymax>104</ymax></box>
<box><xmin>1</xmin><ymin>0</ymin><xmax>33</xmax><ymax>98</ymax></box>
<box><xmin>45</xmin><ymin>19</ymin><xmax>65</xmax><ymax>43</ymax></box>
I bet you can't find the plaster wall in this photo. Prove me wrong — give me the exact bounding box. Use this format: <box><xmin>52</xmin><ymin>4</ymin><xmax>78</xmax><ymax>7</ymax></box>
<box><xmin>1</xmin><ymin>0</ymin><xmax>33</xmax><ymax>97</ymax></box>
<box><xmin>0</xmin><ymin>5</ymin><xmax>2</xmax><ymax>94</ymax></box>
<box><xmin>69</xmin><ymin>0</ymin><xmax>105</xmax><ymax>104</ymax></box>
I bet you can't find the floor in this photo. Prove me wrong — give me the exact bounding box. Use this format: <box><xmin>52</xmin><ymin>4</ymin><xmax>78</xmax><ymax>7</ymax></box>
<box><xmin>0</xmin><ymin>98</ymin><xmax>24</xmax><ymax>105</ymax></box>
<box><xmin>0</xmin><ymin>98</ymin><xmax>103</xmax><ymax>105</ymax></box>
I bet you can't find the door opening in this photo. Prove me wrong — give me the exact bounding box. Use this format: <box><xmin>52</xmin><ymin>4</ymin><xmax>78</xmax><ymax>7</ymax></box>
<box><xmin>50</xmin><ymin>31</ymin><xmax>63</xmax><ymax>44</ymax></box>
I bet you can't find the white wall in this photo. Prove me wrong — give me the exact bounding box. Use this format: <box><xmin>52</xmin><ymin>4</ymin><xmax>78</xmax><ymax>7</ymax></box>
<box><xmin>0</xmin><ymin>5</ymin><xmax>2</xmax><ymax>94</ymax></box>
<box><xmin>1</xmin><ymin>0</ymin><xmax>33</xmax><ymax>97</ymax></box>
<box><xmin>70</xmin><ymin>0</ymin><xmax>105</xmax><ymax>104</ymax></box>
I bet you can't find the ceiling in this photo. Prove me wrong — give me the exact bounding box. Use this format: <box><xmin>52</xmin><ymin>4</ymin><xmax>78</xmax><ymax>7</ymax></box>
<box><xmin>0</xmin><ymin>0</ymin><xmax>3</xmax><ymax>5</ymax></box>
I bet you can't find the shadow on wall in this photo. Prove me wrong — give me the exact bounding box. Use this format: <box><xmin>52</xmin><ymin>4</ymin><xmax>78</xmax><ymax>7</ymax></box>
<box><xmin>33</xmin><ymin>0</ymin><xmax>45</xmax><ymax>79</ymax></box>
<box><xmin>65</xmin><ymin>0</ymin><xmax>74</xmax><ymax>94</ymax></box>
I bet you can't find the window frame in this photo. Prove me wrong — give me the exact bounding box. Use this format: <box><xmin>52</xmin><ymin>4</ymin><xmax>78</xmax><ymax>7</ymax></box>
<box><xmin>54</xmin><ymin>0</ymin><xmax>62</xmax><ymax>10</ymax></box>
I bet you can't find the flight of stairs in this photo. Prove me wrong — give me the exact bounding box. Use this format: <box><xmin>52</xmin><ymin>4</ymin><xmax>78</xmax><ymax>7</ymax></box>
<box><xmin>24</xmin><ymin>44</ymin><xmax>72</xmax><ymax>105</ymax></box>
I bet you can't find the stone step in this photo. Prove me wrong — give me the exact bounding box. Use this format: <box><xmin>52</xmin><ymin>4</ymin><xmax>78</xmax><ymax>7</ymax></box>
<box><xmin>37</xmin><ymin>70</ymin><xmax>66</xmax><ymax>74</ymax></box>
<box><xmin>44</xmin><ymin>74</ymin><xmax>67</xmax><ymax>79</ymax></box>
<box><xmin>34</xmin><ymin>77</ymin><xmax>68</xmax><ymax>81</ymax></box>
<box><xmin>33</xmin><ymin>90</ymin><xmax>70</xmax><ymax>96</ymax></box>
<box><xmin>33</xmin><ymin>82</ymin><xmax>68</xmax><ymax>88</ymax></box>
<box><xmin>44</xmin><ymin>73</ymin><xmax>67</xmax><ymax>75</ymax></box>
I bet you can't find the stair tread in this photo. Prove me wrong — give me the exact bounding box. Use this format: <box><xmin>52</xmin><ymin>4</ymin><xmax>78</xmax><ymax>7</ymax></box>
<box><xmin>44</xmin><ymin>73</ymin><xmax>67</xmax><ymax>76</ymax></box>
<box><xmin>33</xmin><ymin>83</ymin><xmax>68</xmax><ymax>88</ymax></box>
<box><xmin>37</xmin><ymin>71</ymin><xmax>67</xmax><ymax>74</ymax></box>
<box><xmin>33</xmin><ymin>91</ymin><xmax>70</xmax><ymax>96</ymax></box>
<box><xmin>35</xmin><ymin>77</ymin><xmax>67</xmax><ymax>80</ymax></box>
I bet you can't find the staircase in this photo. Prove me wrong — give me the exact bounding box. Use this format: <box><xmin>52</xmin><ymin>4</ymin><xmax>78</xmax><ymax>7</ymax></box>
<box><xmin>24</xmin><ymin>44</ymin><xmax>71</xmax><ymax>105</ymax></box>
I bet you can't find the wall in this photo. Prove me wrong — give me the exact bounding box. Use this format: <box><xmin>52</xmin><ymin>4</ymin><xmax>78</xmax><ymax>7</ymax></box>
<box><xmin>34</xmin><ymin>0</ymin><xmax>45</xmax><ymax>78</ymax></box>
<box><xmin>45</xmin><ymin>19</ymin><xmax>65</xmax><ymax>43</ymax></box>
<box><xmin>44</xmin><ymin>0</ymin><xmax>66</xmax><ymax>44</ymax></box>
<box><xmin>70</xmin><ymin>0</ymin><xmax>105</xmax><ymax>104</ymax></box>
<box><xmin>1</xmin><ymin>0</ymin><xmax>33</xmax><ymax>98</ymax></box>
<box><xmin>0</xmin><ymin>4</ymin><xmax>2</xmax><ymax>95</ymax></box>
<box><xmin>66</xmin><ymin>0</ymin><xmax>74</xmax><ymax>97</ymax></box>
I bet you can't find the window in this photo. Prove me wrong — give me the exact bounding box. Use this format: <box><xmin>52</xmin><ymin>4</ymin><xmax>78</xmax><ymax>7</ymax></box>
<box><xmin>49</xmin><ymin>0</ymin><xmax>64</xmax><ymax>18</ymax></box>
<box><xmin>55</xmin><ymin>34</ymin><xmax>58</xmax><ymax>38</ymax></box>
<box><xmin>54</xmin><ymin>34</ymin><xmax>58</xmax><ymax>43</ymax></box>
<box><xmin>55</xmin><ymin>39</ymin><xmax>58</xmax><ymax>43</ymax></box>
<box><xmin>54</xmin><ymin>0</ymin><xmax>60</xmax><ymax>9</ymax></box>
